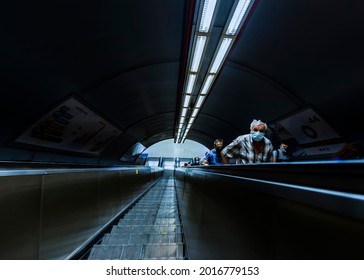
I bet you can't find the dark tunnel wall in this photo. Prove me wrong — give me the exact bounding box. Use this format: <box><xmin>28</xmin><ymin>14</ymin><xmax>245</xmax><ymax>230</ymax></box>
<box><xmin>0</xmin><ymin>0</ymin><xmax>363</xmax><ymax>164</ymax></box>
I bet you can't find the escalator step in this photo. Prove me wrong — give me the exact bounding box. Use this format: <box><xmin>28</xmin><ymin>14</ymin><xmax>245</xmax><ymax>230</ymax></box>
<box><xmin>87</xmin><ymin>172</ymin><xmax>185</xmax><ymax>260</ymax></box>
<box><xmin>111</xmin><ymin>225</ymin><xmax>182</xmax><ymax>234</ymax></box>
<box><xmin>88</xmin><ymin>243</ymin><xmax>184</xmax><ymax>260</ymax></box>
<box><xmin>101</xmin><ymin>233</ymin><xmax>183</xmax><ymax>245</ymax></box>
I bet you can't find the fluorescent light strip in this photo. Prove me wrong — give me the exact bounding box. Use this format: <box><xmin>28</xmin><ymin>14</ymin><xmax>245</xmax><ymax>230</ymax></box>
<box><xmin>226</xmin><ymin>0</ymin><xmax>251</xmax><ymax>35</ymax></box>
<box><xmin>191</xmin><ymin>36</ymin><xmax>207</xmax><ymax>72</ymax></box>
<box><xmin>183</xmin><ymin>95</ymin><xmax>191</xmax><ymax>107</ymax></box>
<box><xmin>176</xmin><ymin>0</ymin><xmax>256</xmax><ymax>142</ymax></box>
<box><xmin>192</xmin><ymin>108</ymin><xmax>199</xmax><ymax>117</ymax></box>
<box><xmin>196</xmin><ymin>95</ymin><xmax>205</xmax><ymax>108</ymax></box>
<box><xmin>201</xmin><ymin>74</ymin><xmax>215</xmax><ymax>94</ymax></box>
<box><xmin>210</xmin><ymin>38</ymin><xmax>233</xmax><ymax>73</ymax></box>
<box><xmin>199</xmin><ymin>0</ymin><xmax>218</xmax><ymax>33</ymax></box>
<box><xmin>180</xmin><ymin>117</ymin><xmax>185</xmax><ymax>124</ymax></box>
<box><xmin>181</xmin><ymin>108</ymin><xmax>187</xmax><ymax>117</ymax></box>
<box><xmin>186</xmin><ymin>74</ymin><xmax>196</xmax><ymax>94</ymax></box>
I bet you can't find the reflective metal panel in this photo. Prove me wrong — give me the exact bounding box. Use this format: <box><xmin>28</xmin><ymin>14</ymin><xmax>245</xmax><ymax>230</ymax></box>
<box><xmin>39</xmin><ymin>172</ymin><xmax>99</xmax><ymax>259</ymax></box>
<box><xmin>0</xmin><ymin>166</ymin><xmax>162</xmax><ymax>259</ymax></box>
<box><xmin>176</xmin><ymin>164</ymin><xmax>364</xmax><ymax>259</ymax></box>
<box><xmin>0</xmin><ymin>175</ymin><xmax>42</xmax><ymax>259</ymax></box>
<box><xmin>98</xmin><ymin>171</ymin><xmax>123</xmax><ymax>226</ymax></box>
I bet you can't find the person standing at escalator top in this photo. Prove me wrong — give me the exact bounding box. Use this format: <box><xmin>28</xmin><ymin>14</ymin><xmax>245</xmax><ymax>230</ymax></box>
<box><xmin>221</xmin><ymin>119</ymin><xmax>273</xmax><ymax>164</ymax></box>
<box><xmin>202</xmin><ymin>139</ymin><xmax>224</xmax><ymax>165</ymax></box>
<box><xmin>273</xmin><ymin>142</ymin><xmax>292</xmax><ymax>162</ymax></box>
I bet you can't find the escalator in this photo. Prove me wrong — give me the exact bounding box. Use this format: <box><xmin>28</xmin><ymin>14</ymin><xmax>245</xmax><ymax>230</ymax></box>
<box><xmin>87</xmin><ymin>170</ymin><xmax>185</xmax><ymax>260</ymax></box>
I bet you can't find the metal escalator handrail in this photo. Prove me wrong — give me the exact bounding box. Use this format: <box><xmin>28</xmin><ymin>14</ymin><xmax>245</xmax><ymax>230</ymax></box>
<box><xmin>182</xmin><ymin>169</ymin><xmax>364</xmax><ymax>222</ymax></box>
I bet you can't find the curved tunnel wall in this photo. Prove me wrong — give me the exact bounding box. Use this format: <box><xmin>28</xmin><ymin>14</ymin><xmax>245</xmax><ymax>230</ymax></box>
<box><xmin>175</xmin><ymin>161</ymin><xmax>364</xmax><ymax>259</ymax></box>
<box><xmin>0</xmin><ymin>166</ymin><xmax>163</xmax><ymax>260</ymax></box>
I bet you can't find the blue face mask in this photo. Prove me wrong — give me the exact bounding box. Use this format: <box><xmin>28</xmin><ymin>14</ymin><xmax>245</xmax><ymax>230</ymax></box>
<box><xmin>251</xmin><ymin>131</ymin><xmax>264</xmax><ymax>142</ymax></box>
<box><xmin>281</xmin><ymin>148</ymin><xmax>286</xmax><ymax>153</ymax></box>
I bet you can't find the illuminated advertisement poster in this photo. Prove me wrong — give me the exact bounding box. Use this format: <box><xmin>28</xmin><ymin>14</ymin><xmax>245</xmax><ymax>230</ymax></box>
<box><xmin>15</xmin><ymin>97</ymin><xmax>121</xmax><ymax>155</ymax></box>
<box><xmin>277</xmin><ymin>108</ymin><xmax>340</xmax><ymax>145</ymax></box>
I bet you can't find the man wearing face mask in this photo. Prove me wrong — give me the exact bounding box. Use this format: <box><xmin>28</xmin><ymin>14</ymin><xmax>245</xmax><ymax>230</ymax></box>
<box><xmin>221</xmin><ymin>119</ymin><xmax>273</xmax><ymax>164</ymax></box>
<box><xmin>202</xmin><ymin>139</ymin><xmax>224</xmax><ymax>165</ymax></box>
<box><xmin>273</xmin><ymin>142</ymin><xmax>292</xmax><ymax>162</ymax></box>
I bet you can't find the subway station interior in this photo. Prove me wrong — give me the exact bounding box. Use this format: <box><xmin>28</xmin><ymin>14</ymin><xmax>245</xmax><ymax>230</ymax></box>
<box><xmin>1</xmin><ymin>0</ymin><xmax>364</xmax><ymax>260</ymax></box>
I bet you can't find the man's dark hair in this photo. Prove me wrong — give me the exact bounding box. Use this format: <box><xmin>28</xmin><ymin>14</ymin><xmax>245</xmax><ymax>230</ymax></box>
<box><xmin>214</xmin><ymin>139</ymin><xmax>223</xmax><ymax>145</ymax></box>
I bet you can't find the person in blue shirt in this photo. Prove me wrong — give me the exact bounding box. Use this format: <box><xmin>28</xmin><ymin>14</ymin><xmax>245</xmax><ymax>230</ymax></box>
<box><xmin>202</xmin><ymin>139</ymin><xmax>224</xmax><ymax>165</ymax></box>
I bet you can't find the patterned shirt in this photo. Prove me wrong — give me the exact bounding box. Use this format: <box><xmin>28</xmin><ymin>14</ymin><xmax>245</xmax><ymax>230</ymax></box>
<box><xmin>221</xmin><ymin>134</ymin><xmax>273</xmax><ymax>164</ymax></box>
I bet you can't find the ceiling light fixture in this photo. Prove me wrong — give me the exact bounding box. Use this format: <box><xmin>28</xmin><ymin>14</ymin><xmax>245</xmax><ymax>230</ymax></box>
<box><xmin>186</xmin><ymin>74</ymin><xmax>197</xmax><ymax>93</ymax></box>
<box><xmin>210</xmin><ymin>38</ymin><xmax>233</xmax><ymax>74</ymax></box>
<box><xmin>201</xmin><ymin>75</ymin><xmax>215</xmax><ymax>94</ymax></box>
<box><xmin>190</xmin><ymin>36</ymin><xmax>207</xmax><ymax>72</ymax></box>
<box><xmin>226</xmin><ymin>0</ymin><xmax>252</xmax><ymax>35</ymax></box>
<box><xmin>199</xmin><ymin>0</ymin><xmax>218</xmax><ymax>32</ymax></box>
<box><xmin>175</xmin><ymin>0</ymin><xmax>256</xmax><ymax>143</ymax></box>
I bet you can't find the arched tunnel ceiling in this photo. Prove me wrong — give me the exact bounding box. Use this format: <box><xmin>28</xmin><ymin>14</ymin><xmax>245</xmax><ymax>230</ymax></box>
<box><xmin>1</xmin><ymin>0</ymin><xmax>363</xmax><ymax>164</ymax></box>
